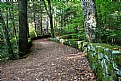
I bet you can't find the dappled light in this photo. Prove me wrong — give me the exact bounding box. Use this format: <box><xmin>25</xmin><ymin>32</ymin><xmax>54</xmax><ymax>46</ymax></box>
<box><xmin>0</xmin><ymin>0</ymin><xmax>121</xmax><ymax>81</ymax></box>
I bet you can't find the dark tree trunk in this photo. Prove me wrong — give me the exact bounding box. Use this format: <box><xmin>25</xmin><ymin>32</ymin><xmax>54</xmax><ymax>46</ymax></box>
<box><xmin>44</xmin><ymin>0</ymin><xmax>54</xmax><ymax>38</ymax></box>
<box><xmin>34</xmin><ymin>12</ymin><xmax>37</xmax><ymax>35</ymax></box>
<box><xmin>32</xmin><ymin>2</ymin><xmax>37</xmax><ymax>36</ymax></box>
<box><xmin>40</xmin><ymin>3</ymin><xmax>43</xmax><ymax>34</ymax></box>
<box><xmin>49</xmin><ymin>12</ymin><xmax>54</xmax><ymax>38</ymax></box>
<box><xmin>18</xmin><ymin>0</ymin><xmax>28</xmax><ymax>57</ymax></box>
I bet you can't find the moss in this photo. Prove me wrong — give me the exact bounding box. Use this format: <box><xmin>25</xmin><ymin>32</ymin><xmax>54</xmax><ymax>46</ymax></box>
<box><xmin>105</xmin><ymin>75</ymin><xmax>116</xmax><ymax>81</ymax></box>
<box><xmin>96</xmin><ymin>62</ymin><xmax>104</xmax><ymax>81</ymax></box>
<box><xmin>113</xmin><ymin>54</ymin><xmax>121</xmax><ymax>69</ymax></box>
<box><xmin>68</xmin><ymin>39</ymin><xmax>80</xmax><ymax>41</ymax></box>
<box><xmin>60</xmin><ymin>34</ymin><xmax>79</xmax><ymax>39</ymax></box>
<box><xmin>61</xmin><ymin>35</ymin><xmax>71</xmax><ymax>39</ymax></box>
<box><xmin>107</xmin><ymin>64</ymin><xmax>114</xmax><ymax>74</ymax></box>
<box><xmin>110</xmin><ymin>72</ymin><xmax>118</xmax><ymax>81</ymax></box>
<box><xmin>92</xmin><ymin>43</ymin><xmax>121</xmax><ymax>50</ymax></box>
<box><xmin>77</xmin><ymin>41</ymin><xmax>83</xmax><ymax>51</ymax></box>
<box><xmin>63</xmin><ymin>40</ymin><xmax>70</xmax><ymax>45</ymax></box>
<box><xmin>105</xmin><ymin>75</ymin><xmax>111</xmax><ymax>81</ymax></box>
<box><xmin>50</xmin><ymin>38</ymin><xmax>121</xmax><ymax>81</ymax></box>
<box><xmin>62</xmin><ymin>40</ymin><xmax>78</xmax><ymax>48</ymax></box>
<box><xmin>97</xmin><ymin>46</ymin><xmax>104</xmax><ymax>53</ymax></box>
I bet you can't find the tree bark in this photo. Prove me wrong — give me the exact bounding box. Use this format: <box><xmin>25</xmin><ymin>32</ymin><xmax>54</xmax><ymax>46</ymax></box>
<box><xmin>18</xmin><ymin>0</ymin><xmax>28</xmax><ymax>57</ymax></box>
<box><xmin>32</xmin><ymin>2</ymin><xmax>38</xmax><ymax>36</ymax></box>
<box><xmin>81</xmin><ymin>0</ymin><xmax>100</xmax><ymax>42</ymax></box>
<box><xmin>44</xmin><ymin>0</ymin><xmax>54</xmax><ymax>38</ymax></box>
<box><xmin>40</xmin><ymin>1</ymin><xmax>43</xmax><ymax>34</ymax></box>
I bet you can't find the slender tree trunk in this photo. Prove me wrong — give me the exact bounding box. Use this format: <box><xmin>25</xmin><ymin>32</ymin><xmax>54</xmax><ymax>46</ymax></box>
<box><xmin>44</xmin><ymin>0</ymin><xmax>54</xmax><ymax>38</ymax></box>
<box><xmin>60</xmin><ymin>9</ymin><xmax>63</xmax><ymax>35</ymax></box>
<box><xmin>18</xmin><ymin>0</ymin><xmax>28</xmax><ymax>57</ymax></box>
<box><xmin>49</xmin><ymin>12</ymin><xmax>54</xmax><ymax>38</ymax></box>
<box><xmin>32</xmin><ymin>2</ymin><xmax>37</xmax><ymax>36</ymax></box>
<box><xmin>10</xmin><ymin>0</ymin><xmax>19</xmax><ymax>55</ymax></box>
<box><xmin>48</xmin><ymin>0</ymin><xmax>54</xmax><ymax>38</ymax></box>
<box><xmin>33</xmin><ymin>11</ymin><xmax>37</xmax><ymax>36</ymax></box>
<box><xmin>81</xmin><ymin>0</ymin><xmax>100</xmax><ymax>42</ymax></box>
<box><xmin>40</xmin><ymin>2</ymin><xmax>43</xmax><ymax>34</ymax></box>
<box><xmin>46</xmin><ymin>17</ymin><xmax>49</xmax><ymax>33</ymax></box>
<box><xmin>10</xmin><ymin>0</ymin><xmax>17</xmax><ymax>37</ymax></box>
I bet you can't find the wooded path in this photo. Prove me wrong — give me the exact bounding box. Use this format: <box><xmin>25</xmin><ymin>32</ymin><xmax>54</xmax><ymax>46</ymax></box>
<box><xmin>1</xmin><ymin>39</ymin><xmax>96</xmax><ymax>81</ymax></box>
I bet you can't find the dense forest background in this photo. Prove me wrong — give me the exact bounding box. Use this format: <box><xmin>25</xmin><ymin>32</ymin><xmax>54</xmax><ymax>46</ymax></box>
<box><xmin>0</xmin><ymin>0</ymin><xmax>121</xmax><ymax>60</ymax></box>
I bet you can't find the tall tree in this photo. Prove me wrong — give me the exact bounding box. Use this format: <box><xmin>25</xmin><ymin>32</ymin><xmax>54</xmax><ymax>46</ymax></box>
<box><xmin>44</xmin><ymin>0</ymin><xmax>54</xmax><ymax>38</ymax></box>
<box><xmin>40</xmin><ymin>0</ymin><xmax>43</xmax><ymax>34</ymax></box>
<box><xmin>81</xmin><ymin>0</ymin><xmax>100</xmax><ymax>42</ymax></box>
<box><xmin>18</xmin><ymin>0</ymin><xmax>28</xmax><ymax>57</ymax></box>
<box><xmin>48</xmin><ymin>0</ymin><xmax>54</xmax><ymax>38</ymax></box>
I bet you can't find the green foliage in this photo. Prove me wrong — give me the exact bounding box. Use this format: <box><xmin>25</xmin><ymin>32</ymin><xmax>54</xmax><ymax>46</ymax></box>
<box><xmin>53</xmin><ymin>1</ymin><xmax>84</xmax><ymax>38</ymax></box>
<box><xmin>0</xmin><ymin>1</ymin><xmax>19</xmax><ymax>60</ymax></box>
<box><xmin>60</xmin><ymin>33</ymin><xmax>85</xmax><ymax>41</ymax></box>
<box><xmin>96</xmin><ymin>0</ymin><xmax>121</xmax><ymax>45</ymax></box>
<box><xmin>29</xmin><ymin>26</ymin><xmax>36</xmax><ymax>38</ymax></box>
<box><xmin>1</xmin><ymin>0</ymin><xmax>121</xmax><ymax>61</ymax></box>
<box><xmin>0</xmin><ymin>2</ymin><xmax>12</xmax><ymax>9</ymax></box>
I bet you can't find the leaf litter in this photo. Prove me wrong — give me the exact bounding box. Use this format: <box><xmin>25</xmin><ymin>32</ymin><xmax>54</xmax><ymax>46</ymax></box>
<box><xmin>1</xmin><ymin>39</ymin><xmax>97</xmax><ymax>81</ymax></box>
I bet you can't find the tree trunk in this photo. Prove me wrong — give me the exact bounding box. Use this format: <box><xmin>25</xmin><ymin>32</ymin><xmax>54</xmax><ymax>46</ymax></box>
<box><xmin>46</xmin><ymin>17</ymin><xmax>49</xmax><ymax>33</ymax></box>
<box><xmin>49</xmin><ymin>12</ymin><xmax>54</xmax><ymax>38</ymax></box>
<box><xmin>18</xmin><ymin>0</ymin><xmax>28</xmax><ymax>57</ymax></box>
<box><xmin>40</xmin><ymin>2</ymin><xmax>43</xmax><ymax>34</ymax></box>
<box><xmin>81</xmin><ymin>0</ymin><xmax>100</xmax><ymax>42</ymax></box>
<box><xmin>60</xmin><ymin>8</ymin><xmax>63</xmax><ymax>35</ymax></box>
<box><xmin>44</xmin><ymin>0</ymin><xmax>54</xmax><ymax>38</ymax></box>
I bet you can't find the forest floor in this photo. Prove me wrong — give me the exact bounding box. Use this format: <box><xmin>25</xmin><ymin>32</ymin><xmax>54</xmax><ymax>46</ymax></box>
<box><xmin>1</xmin><ymin>39</ymin><xmax>97</xmax><ymax>81</ymax></box>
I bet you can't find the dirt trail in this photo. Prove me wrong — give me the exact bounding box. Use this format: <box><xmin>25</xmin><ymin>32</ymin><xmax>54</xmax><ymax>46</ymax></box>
<box><xmin>1</xmin><ymin>39</ymin><xmax>96</xmax><ymax>81</ymax></box>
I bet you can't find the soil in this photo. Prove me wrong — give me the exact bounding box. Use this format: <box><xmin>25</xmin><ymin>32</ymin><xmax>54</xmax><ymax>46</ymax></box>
<box><xmin>1</xmin><ymin>39</ymin><xmax>97</xmax><ymax>81</ymax></box>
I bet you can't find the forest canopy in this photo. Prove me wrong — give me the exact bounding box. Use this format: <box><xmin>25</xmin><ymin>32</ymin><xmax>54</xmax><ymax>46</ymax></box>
<box><xmin>0</xmin><ymin>0</ymin><xmax>121</xmax><ymax>60</ymax></box>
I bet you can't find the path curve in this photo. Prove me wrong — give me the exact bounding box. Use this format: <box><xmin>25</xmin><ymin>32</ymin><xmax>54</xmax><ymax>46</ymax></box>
<box><xmin>1</xmin><ymin>39</ymin><xmax>96</xmax><ymax>81</ymax></box>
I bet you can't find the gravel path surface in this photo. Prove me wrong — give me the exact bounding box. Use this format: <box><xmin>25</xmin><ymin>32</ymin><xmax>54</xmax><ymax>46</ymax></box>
<box><xmin>1</xmin><ymin>39</ymin><xmax>97</xmax><ymax>81</ymax></box>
